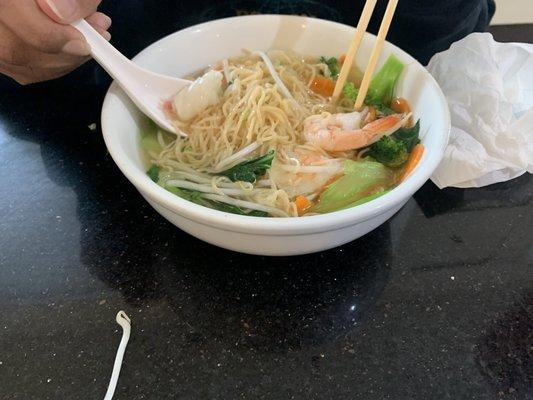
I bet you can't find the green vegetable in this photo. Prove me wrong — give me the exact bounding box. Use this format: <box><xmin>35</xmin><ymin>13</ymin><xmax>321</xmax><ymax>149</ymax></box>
<box><xmin>310</xmin><ymin>160</ymin><xmax>395</xmax><ymax>214</ymax></box>
<box><xmin>320</xmin><ymin>56</ymin><xmax>340</xmax><ymax>79</ymax></box>
<box><xmin>219</xmin><ymin>150</ymin><xmax>275</xmax><ymax>183</ymax></box>
<box><xmin>165</xmin><ymin>186</ymin><xmax>210</xmax><ymax>206</ymax></box>
<box><xmin>342</xmin><ymin>55</ymin><xmax>404</xmax><ymax>110</ymax></box>
<box><xmin>373</xmin><ymin>103</ymin><xmax>396</xmax><ymax>116</ymax></box>
<box><xmin>366</xmin><ymin>54</ymin><xmax>404</xmax><ymax>107</ymax></box>
<box><xmin>140</xmin><ymin>132</ymin><xmax>161</xmax><ymax>153</ymax></box>
<box><xmin>367</xmin><ymin>136</ymin><xmax>408</xmax><ymax>168</ymax></box>
<box><xmin>147</xmin><ymin>165</ymin><xmax>160</xmax><ymax>182</ymax></box>
<box><xmin>343</xmin><ymin>82</ymin><xmax>359</xmax><ymax>102</ymax></box>
<box><xmin>339</xmin><ymin>189</ymin><xmax>391</xmax><ymax>211</ymax></box>
<box><xmin>392</xmin><ymin>120</ymin><xmax>420</xmax><ymax>152</ymax></box>
<box><xmin>343</xmin><ymin>82</ymin><xmax>396</xmax><ymax>116</ymax></box>
<box><xmin>140</xmin><ymin>119</ymin><xmax>161</xmax><ymax>152</ymax></box>
<box><xmin>148</xmin><ymin>119</ymin><xmax>158</xmax><ymax>130</ymax></box>
<box><xmin>164</xmin><ymin>186</ymin><xmax>268</xmax><ymax>217</ymax></box>
<box><xmin>149</xmin><ymin>156</ymin><xmax>271</xmax><ymax>216</ymax></box>
<box><xmin>140</xmin><ymin>119</ymin><xmax>173</xmax><ymax>153</ymax></box>
<box><xmin>213</xmin><ymin>202</ymin><xmax>268</xmax><ymax>217</ymax></box>
<box><xmin>365</xmin><ymin>120</ymin><xmax>421</xmax><ymax>168</ymax></box>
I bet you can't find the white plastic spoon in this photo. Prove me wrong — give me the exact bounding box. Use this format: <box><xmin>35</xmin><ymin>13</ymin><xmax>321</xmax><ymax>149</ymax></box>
<box><xmin>72</xmin><ymin>19</ymin><xmax>190</xmax><ymax>135</ymax></box>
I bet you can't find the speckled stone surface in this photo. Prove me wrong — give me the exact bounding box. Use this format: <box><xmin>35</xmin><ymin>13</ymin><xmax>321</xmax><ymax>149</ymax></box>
<box><xmin>0</xmin><ymin>4</ymin><xmax>532</xmax><ymax>399</ymax></box>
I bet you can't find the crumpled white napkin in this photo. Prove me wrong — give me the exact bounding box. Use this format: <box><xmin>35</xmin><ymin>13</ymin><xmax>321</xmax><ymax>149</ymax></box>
<box><xmin>427</xmin><ymin>32</ymin><xmax>533</xmax><ymax>188</ymax></box>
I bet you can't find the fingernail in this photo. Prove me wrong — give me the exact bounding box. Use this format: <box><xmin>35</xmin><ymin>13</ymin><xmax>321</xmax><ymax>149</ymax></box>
<box><xmin>101</xmin><ymin>31</ymin><xmax>111</xmax><ymax>41</ymax></box>
<box><xmin>45</xmin><ymin>0</ymin><xmax>76</xmax><ymax>21</ymax></box>
<box><xmin>62</xmin><ymin>40</ymin><xmax>91</xmax><ymax>56</ymax></box>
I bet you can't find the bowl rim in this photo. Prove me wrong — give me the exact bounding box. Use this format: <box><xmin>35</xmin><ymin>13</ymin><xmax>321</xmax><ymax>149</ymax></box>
<box><xmin>101</xmin><ymin>14</ymin><xmax>450</xmax><ymax>235</ymax></box>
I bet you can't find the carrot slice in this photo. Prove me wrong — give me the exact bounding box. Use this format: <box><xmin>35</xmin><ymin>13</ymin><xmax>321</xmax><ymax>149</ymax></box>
<box><xmin>400</xmin><ymin>144</ymin><xmax>425</xmax><ymax>182</ymax></box>
<box><xmin>310</xmin><ymin>76</ymin><xmax>336</xmax><ymax>97</ymax></box>
<box><xmin>295</xmin><ymin>195</ymin><xmax>311</xmax><ymax>216</ymax></box>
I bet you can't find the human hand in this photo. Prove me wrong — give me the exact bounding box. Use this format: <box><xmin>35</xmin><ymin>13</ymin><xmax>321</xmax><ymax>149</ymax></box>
<box><xmin>0</xmin><ymin>0</ymin><xmax>111</xmax><ymax>84</ymax></box>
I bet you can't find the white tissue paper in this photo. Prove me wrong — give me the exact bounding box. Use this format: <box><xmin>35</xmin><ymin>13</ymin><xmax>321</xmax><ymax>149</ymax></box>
<box><xmin>427</xmin><ymin>32</ymin><xmax>533</xmax><ymax>188</ymax></box>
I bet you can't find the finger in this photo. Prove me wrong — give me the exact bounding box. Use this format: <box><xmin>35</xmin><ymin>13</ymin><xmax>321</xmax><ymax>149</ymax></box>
<box><xmin>35</xmin><ymin>0</ymin><xmax>101</xmax><ymax>24</ymax></box>
<box><xmin>86</xmin><ymin>14</ymin><xmax>111</xmax><ymax>42</ymax></box>
<box><xmin>0</xmin><ymin>23</ymin><xmax>90</xmax><ymax>69</ymax></box>
<box><xmin>0</xmin><ymin>1</ymin><xmax>90</xmax><ymax>56</ymax></box>
<box><xmin>85</xmin><ymin>12</ymin><xmax>112</xmax><ymax>32</ymax></box>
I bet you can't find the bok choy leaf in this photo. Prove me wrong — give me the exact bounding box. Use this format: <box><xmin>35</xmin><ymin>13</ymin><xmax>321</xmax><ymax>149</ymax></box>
<box><xmin>310</xmin><ymin>160</ymin><xmax>394</xmax><ymax>214</ymax></box>
<box><xmin>218</xmin><ymin>150</ymin><xmax>275</xmax><ymax>183</ymax></box>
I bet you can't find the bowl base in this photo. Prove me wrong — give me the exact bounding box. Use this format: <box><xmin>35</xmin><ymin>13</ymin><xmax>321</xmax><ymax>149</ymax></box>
<box><xmin>147</xmin><ymin>198</ymin><xmax>405</xmax><ymax>256</ymax></box>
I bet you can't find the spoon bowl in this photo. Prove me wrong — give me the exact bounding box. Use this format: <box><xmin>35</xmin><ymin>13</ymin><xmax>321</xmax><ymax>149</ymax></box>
<box><xmin>72</xmin><ymin>19</ymin><xmax>189</xmax><ymax>135</ymax></box>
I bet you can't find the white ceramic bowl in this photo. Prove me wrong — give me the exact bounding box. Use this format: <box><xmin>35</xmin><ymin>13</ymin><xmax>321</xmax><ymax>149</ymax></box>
<box><xmin>101</xmin><ymin>15</ymin><xmax>450</xmax><ymax>256</ymax></box>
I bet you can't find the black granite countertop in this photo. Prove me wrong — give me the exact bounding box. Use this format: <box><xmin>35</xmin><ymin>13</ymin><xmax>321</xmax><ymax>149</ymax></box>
<box><xmin>0</xmin><ymin>4</ymin><xmax>532</xmax><ymax>399</ymax></box>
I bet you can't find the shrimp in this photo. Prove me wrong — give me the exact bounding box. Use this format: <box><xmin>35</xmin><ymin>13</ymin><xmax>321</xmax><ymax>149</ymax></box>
<box><xmin>172</xmin><ymin>70</ymin><xmax>224</xmax><ymax>121</ymax></box>
<box><xmin>303</xmin><ymin>111</ymin><xmax>411</xmax><ymax>152</ymax></box>
<box><xmin>269</xmin><ymin>147</ymin><xmax>343</xmax><ymax>198</ymax></box>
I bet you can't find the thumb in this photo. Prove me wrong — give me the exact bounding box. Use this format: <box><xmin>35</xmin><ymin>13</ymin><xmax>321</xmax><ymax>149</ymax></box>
<box><xmin>36</xmin><ymin>0</ymin><xmax>102</xmax><ymax>24</ymax></box>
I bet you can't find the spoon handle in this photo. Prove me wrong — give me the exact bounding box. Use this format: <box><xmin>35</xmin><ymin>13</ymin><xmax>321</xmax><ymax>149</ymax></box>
<box><xmin>71</xmin><ymin>19</ymin><xmax>139</xmax><ymax>82</ymax></box>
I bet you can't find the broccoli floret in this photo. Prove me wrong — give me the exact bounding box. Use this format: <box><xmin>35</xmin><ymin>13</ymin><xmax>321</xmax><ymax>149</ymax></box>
<box><xmin>343</xmin><ymin>82</ymin><xmax>396</xmax><ymax>115</ymax></box>
<box><xmin>393</xmin><ymin>120</ymin><xmax>421</xmax><ymax>152</ymax></box>
<box><xmin>343</xmin><ymin>82</ymin><xmax>358</xmax><ymax>102</ymax></box>
<box><xmin>367</xmin><ymin>136</ymin><xmax>408</xmax><ymax>168</ymax></box>
<box><xmin>366</xmin><ymin>120</ymin><xmax>421</xmax><ymax>167</ymax></box>
<box><xmin>373</xmin><ymin>103</ymin><xmax>396</xmax><ymax>116</ymax></box>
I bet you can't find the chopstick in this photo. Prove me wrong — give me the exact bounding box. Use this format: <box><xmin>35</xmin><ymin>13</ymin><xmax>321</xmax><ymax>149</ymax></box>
<box><xmin>331</xmin><ymin>0</ymin><xmax>378</xmax><ymax>104</ymax></box>
<box><xmin>354</xmin><ymin>0</ymin><xmax>399</xmax><ymax>110</ymax></box>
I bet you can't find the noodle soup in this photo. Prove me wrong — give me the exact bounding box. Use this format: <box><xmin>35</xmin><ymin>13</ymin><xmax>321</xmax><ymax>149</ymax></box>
<box><xmin>141</xmin><ymin>49</ymin><xmax>423</xmax><ymax>218</ymax></box>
